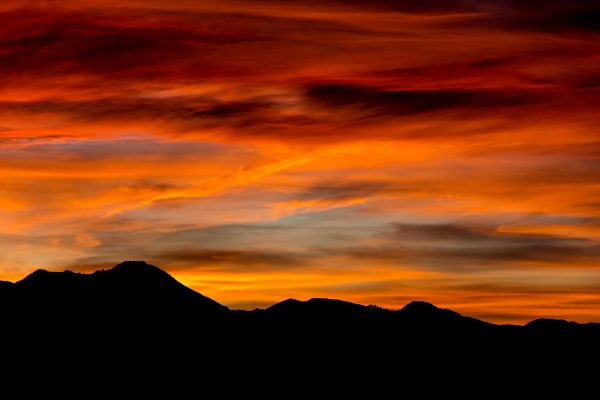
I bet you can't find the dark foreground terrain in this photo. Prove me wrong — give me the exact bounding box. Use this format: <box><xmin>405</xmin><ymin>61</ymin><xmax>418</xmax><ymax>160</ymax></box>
<box><xmin>1</xmin><ymin>261</ymin><xmax>598</xmax><ymax>388</ymax></box>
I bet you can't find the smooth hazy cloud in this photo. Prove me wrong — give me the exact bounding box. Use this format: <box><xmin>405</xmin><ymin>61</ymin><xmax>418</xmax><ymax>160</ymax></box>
<box><xmin>0</xmin><ymin>137</ymin><xmax>249</xmax><ymax>163</ymax></box>
<box><xmin>392</xmin><ymin>223</ymin><xmax>600</xmax><ymax>265</ymax></box>
<box><xmin>62</xmin><ymin>219</ymin><xmax>600</xmax><ymax>274</ymax></box>
<box><xmin>154</xmin><ymin>249</ymin><xmax>309</xmax><ymax>269</ymax></box>
<box><xmin>295</xmin><ymin>181</ymin><xmax>394</xmax><ymax>200</ymax></box>
<box><xmin>66</xmin><ymin>223</ymin><xmax>316</xmax><ymax>272</ymax></box>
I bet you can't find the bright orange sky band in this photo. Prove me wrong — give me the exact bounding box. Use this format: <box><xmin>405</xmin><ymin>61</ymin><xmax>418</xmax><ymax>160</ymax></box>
<box><xmin>1</xmin><ymin>0</ymin><xmax>600</xmax><ymax>323</ymax></box>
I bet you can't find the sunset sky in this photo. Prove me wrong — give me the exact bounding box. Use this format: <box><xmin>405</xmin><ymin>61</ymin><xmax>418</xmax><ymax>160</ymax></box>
<box><xmin>1</xmin><ymin>0</ymin><xmax>600</xmax><ymax>323</ymax></box>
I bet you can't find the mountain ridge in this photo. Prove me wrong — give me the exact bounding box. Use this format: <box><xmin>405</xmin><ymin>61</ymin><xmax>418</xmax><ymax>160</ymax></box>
<box><xmin>0</xmin><ymin>260</ymin><xmax>596</xmax><ymax>329</ymax></box>
<box><xmin>2</xmin><ymin>260</ymin><xmax>599</xmax><ymax>384</ymax></box>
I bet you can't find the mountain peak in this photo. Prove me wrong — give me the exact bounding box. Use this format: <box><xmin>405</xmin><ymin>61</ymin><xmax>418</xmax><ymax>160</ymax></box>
<box><xmin>19</xmin><ymin>268</ymin><xmax>76</xmax><ymax>281</ymax></box>
<box><xmin>101</xmin><ymin>261</ymin><xmax>229</xmax><ymax>312</ymax></box>
<box><xmin>401</xmin><ymin>301</ymin><xmax>440</xmax><ymax>312</ymax></box>
<box><xmin>28</xmin><ymin>268</ymin><xmax>51</xmax><ymax>277</ymax></box>
<box><xmin>266</xmin><ymin>298</ymin><xmax>303</xmax><ymax>312</ymax></box>
<box><xmin>111</xmin><ymin>260</ymin><xmax>161</xmax><ymax>273</ymax></box>
<box><xmin>105</xmin><ymin>261</ymin><xmax>174</xmax><ymax>281</ymax></box>
<box><xmin>525</xmin><ymin>318</ymin><xmax>577</xmax><ymax>330</ymax></box>
<box><xmin>16</xmin><ymin>268</ymin><xmax>85</xmax><ymax>290</ymax></box>
<box><xmin>397</xmin><ymin>300</ymin><xmax>490</xmax><ymax>330</ymax></box>
<box><xmin>11</xmin><ymin>261</ymin><xmax>228</xmax><ymax>314</ymax></box>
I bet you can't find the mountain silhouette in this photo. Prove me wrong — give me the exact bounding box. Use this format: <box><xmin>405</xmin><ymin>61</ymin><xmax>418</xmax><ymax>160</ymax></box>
<box><xmin>6</xmin><ymin>261</ymin><xmax>226</xmax><ymax>322</ymax></box>
<box><xmin>1</xmin><ymin>261</ymin><xmax>599</xmax><ymax>387</ymax></box>
<box><xmin>1</xmin><ymin>261</ymin><xmax>597</xmax><ymax>333</ymax></box>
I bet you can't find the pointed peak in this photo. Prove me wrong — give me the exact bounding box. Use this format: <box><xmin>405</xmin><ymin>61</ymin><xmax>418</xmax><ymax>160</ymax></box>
<box><xmin>280</xmin><ymin>298</ymin><xmax>302</xmax><ymax>304</ymax></box>
<box><xmin>30</xmin><ymin>268</ymin><xmax>51</xmax><ymax>275</ymax></box>
<box><xmin>268</xmin><ymin>298</ymin><xmax>302</xmax><ymax>309</ymax></box>
<box><xmin>19</xmin><ymin>268</ymin><xmax>51</xmax><ymax>282</ymax></box>
<box><xmin>265</xmin><ymin>298</ymin><xmax>305</xmax><ymax>314</ymax></box>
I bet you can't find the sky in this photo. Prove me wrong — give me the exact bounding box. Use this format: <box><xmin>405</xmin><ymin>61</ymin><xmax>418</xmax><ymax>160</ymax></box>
<box><xmin>1</xmin><ymin>0</ymin><xmax>600</xmax><ymax>323</ymax></box>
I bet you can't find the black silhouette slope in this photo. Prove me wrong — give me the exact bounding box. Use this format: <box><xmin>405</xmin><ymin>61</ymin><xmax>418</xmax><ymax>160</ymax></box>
<box><xmin>5</xmin><ymin>261</ymin><xmax>227</xmax><ymax>324</ymax></box>
<box><xmin>396</xmin><ymin>300</ymin><xmax>492</xmax><ymax>330</ymax></box>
